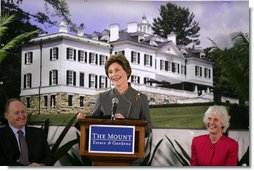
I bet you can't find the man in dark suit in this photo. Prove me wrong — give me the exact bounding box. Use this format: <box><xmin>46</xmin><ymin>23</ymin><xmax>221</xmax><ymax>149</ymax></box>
<box><xmin>0</xmin><ymin>98</ymin><xmax>53</xmax><ymax>166</ymax></box>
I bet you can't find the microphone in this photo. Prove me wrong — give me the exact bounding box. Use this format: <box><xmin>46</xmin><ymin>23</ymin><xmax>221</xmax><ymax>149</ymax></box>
<box><xmin>111</xmin><ymin>97</ymin><xmax>119</xmax><ymax>120</ymax></box>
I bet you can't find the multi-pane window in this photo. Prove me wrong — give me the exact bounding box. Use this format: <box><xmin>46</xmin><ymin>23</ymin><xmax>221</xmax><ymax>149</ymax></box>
<box><xmin>144</xmin><ymin>77</ymin><xmax>152</xmax><ymax>86</ymax></box>
<box><xmin>160</xmin><ymin>60</ymin><xmax>165</xmax><ymax>71</ymax></box>
<box><xmin>67</xmin><ymin>48</ymin><xmax>76</xmax><ymax>61</ymax></box>
<box><xmin>99</xmin><ymin>54</ymin><xmax>107</xmax><ymax>65</ymax></box>
<box><xmin>89</xmin><ymin>74</ymin><xmax>97</xmax><ymax>88</ymax></box>
<box><xmin>67</xmin><ymin>70</ymin><xmax>76</xmax><ymax>86</ymax></box>
<box><xmin>144</xmin><ymin>54</ymin><xmax>152</xmax><ymax>67</ymax></box>
<box><xmin>131</xmin><ymin>51</ymin><xmax>140</xmax><ymax>64</ymax></box>
<box><xmin>24</xmin><ymin>73</ymin><xmax>32</xmax><ymax>89</ymax></box>
<box><xmin>78</xmin><ymin>50</ymin><xmax>87</xmax><ymax>63</ymax></box>
<box><xmin>99</xmin><ymin>76</ymin><xmax>107</xmax><ymax>88</ymax></box>
<box><xmin>50</xmin><ymin>95</ymin><xmax>56</xmax><ymax>107</ymax></box>
<box><xmin>49</xmin><ymin>70</ymin><xmax>58</xmax><ymax>85</ymax></box>
<box><xmin>131</xmin><ymin>75</ymin><xmax>140</xmax><ymax>84</ymax></box>
<box><xmin>204</xmin><ymin>68</ymin><xmax>211</xmax><ymax>78</ymax></box>
<box><xmin>172</xmin><ymin>62</ymin><xmax>177</xmax><ymax>73</ymax></box>
<box><xmin>89</xmin><ymin>52</ymin><xmax>98</xmax><ymax>65</ymax></box>
<box><xmin>80</xmin><ymin>96</ymin><xmax>84</xmax><ymax>107</ymax></box>
<box><xmin>50</xmin><ymin>47</ymin><xmax>58</xmax><ymax>61</ymax></box>
<box><xmin>68</xmin><ymin>95</ymin><xmax>73</xmax><ymax>106</ymax></box>
<box><xmin>195</xmin><ymin>66</ymin><xmax>202</xmax><ymax>77</ymax></box>
<box><xmin>166</xmin><ymin>61</ymin><xmax>171</xmax><ymax>71</ymax></box>
<box><xmin>80</xmin><ymin>72</ymin><xmax>85</xmax><ymax>87</ymax></box>
<box><xmin>25</xmin><ymin>52</ymin><xmax>33</xmax><ymax>64</ymax></box>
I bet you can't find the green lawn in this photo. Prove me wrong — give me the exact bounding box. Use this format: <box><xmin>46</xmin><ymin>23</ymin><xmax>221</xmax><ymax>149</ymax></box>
<box><xmin>150</xmin><ymin>105</ymin><xmax>209</xmax><ymax>128</ymax></box>
<box><xmin>28</xmin><ymin>105</ymin><xmax>209</xmax><ymax>129</ymax></box>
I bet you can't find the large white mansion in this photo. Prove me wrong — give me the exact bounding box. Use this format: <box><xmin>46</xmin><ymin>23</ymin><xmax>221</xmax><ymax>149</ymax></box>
<box><xmin>20</xmin><ymin>16</ymin><xmax>232</xmax><ymax>114</ymax></box>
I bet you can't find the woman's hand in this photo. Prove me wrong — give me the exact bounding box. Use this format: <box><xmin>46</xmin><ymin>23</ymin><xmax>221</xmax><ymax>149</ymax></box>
<box><xmin>77</xmin><ymin>112</ymin><xmax>86</xmax><ymax>119</ymax></box>
<box><xmin>115</xmin><ymin>113</ymin><xmax>124</xmax><ymax>119</ymax></box>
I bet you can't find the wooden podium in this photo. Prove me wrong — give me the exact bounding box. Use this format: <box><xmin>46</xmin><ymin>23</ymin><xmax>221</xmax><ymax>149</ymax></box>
<box><xmin>78</xmin><ymin>117</ymin><xmax>147</xmax><ymax>166</ymax></box>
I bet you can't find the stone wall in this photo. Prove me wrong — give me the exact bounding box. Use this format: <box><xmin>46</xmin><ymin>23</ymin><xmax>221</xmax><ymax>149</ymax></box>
<box><xmin>21</xmin><ymin>91</ymin><xmax>205</xmax><ymax>115</ymax></box>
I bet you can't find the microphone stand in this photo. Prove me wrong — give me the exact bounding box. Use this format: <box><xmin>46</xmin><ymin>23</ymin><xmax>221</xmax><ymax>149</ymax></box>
<box><xmin>111</xmin><ymin>112</ymin><xmax>115</xmax><ymax>120</ymax></box>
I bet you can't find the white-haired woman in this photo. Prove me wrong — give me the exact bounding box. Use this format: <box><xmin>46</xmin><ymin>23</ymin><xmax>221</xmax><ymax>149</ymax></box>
<box><xmin>191</xmin><ymin>105</ymin><xmax>238</xmax><ymax>166</ymax></box>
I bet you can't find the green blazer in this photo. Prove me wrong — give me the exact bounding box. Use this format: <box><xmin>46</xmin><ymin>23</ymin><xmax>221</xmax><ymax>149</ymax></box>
<box><xmin>93</xmin><ymin>84</ymin><xmax>152</xmax><ymax>136</ymax></box>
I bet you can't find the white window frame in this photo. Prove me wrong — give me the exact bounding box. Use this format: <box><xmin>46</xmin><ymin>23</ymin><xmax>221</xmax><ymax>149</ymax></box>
<box><xmin>67</xmin><ymin>48</ymin><xmax>75</xmax><ymax>61</ymax></box>
<box><xmin>90</xmin><ymin>53</ymin><xmax>97</xmax><ymax>64</ymax></box>
<box><xmin>25</xmin><ymin>52</ymin><xmax>33</xmax><ymax>64</ymax></box>
<box><xmin>99</xmin><ymin>76</ymin><xmax>107</xmax><ymax>88</ymax></box>
<box><xmin>51</xmin><ymin>47</ymin><xmax>58</xmax><ymax>61</ymax></box>
<box><xmin>90</xmin><ymin>74</ymin><xmax>96</xmax><ymax>88</ymax></box>
<box><xmin>50</xmin><ymin>70</ymin><xmax>58</xmax><ymax>85</ymax></box>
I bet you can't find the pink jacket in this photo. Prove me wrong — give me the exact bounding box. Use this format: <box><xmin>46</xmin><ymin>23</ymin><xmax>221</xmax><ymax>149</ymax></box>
<box><xmin>191</xmin><ymin>134</ymin><xmax>238</xmax><ymax>166</ymax></box>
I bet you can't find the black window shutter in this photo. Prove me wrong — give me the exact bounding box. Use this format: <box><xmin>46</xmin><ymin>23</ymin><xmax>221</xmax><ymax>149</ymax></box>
<box><xmin>96</xmin><ymin>54</ymin><xmax>98</xmax><ymax>65</ymax></box>
<box><xmin>150</xmin><ymin>55</ymin><xmax>152</xmax><ymax>66</ymax></box>
<box><xmin>56</xmin><ymin>47</ymin><xmax>59</xmax><ymax>60</ymax></box>
<box><xmin>78</xmin><ymin>50</ymin><xmax>81</xmax><ymax>61</ymax></box>
<box><xmin>95</xmin><ymin>75</ymin><xmax>98</xmax><ymax>88</ymax></box>
<box><xmin>89</xmin><ymin>74</ymin><xmax>91</xmax><ymax>87</ymax></box>
<box><xmin>25</xmin><ymin>53</ymin><xmax>27</xmax><ymax>64</ymax></box>
<box><xmin>131</xmin><ymin>51</ymin><xmax>134</xmax><ymax>62</ymax></box>
<box><xmin>138</xmin><ymin>53</ymin><xmax>140</xmax><ymax>64</ymax></box>
<box><xmin>24</xmin><ymin>74</ymin><xmax>26</xmax><ymax>88</ymax></box>
<box><xmin>67</xmin><ymin>48</ymin><xmax>69</xmax><ymax>60</ymax></box>
<box><xmin>74</xmin><ymin>49</ymin><xmax>76</xmax><ymax>61</ymax></box>
<box><xmin>66</xmin><ymin>70</ymin><xmax>69</xmax><ymax>85</ymax></box>
<box><xmin>89</xmin><ymin>53</ymin><xmax>91</xmax><ymax>63</ymax></box>
<box><xmin>73</xmin><ymin>72</ymin><xmax>76</xmax><ymax>86</ymax></box>
<box><xmin>50</xmin><ymin>49</ymin><xmax>52</xmax><ymax>60</ymax></box>
<box><xmin>85</xmin><ymin>52</ymin><xmax>87</xmax><ymax>63</ymax></box>
<box><xmin>31</xmin><ymin>52</ymin><xmax>33</xmax><ymax>63</ymax></box>
<box><xmin>49</xmin><ymin>71</ymin><xmax>52</xmax><ymax>85</ymax></box>
<box><xmin>99</xmin><ymin>55</ymin><xmax>102</xmax><ymax>65</ymax></box>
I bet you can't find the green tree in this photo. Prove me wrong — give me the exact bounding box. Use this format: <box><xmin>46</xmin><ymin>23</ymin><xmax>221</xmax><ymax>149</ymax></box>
<box><xmin>209</xmin><ymin>32</ymin><xmax>249</xmax><ymax>105</ymax></box>
<box><xmin>0</xmin><ymin>14</ymin><xmax>39</xmax><ymax>122</ymax></box>
<box><xmin>0</xmin><ymin>15</ymin><xmax>39</xmax><ymax>62</ymax></box>
<box><xmin>2</xmin><ymin>0</ymin><xmax>77</xmax><ymax>31</ymax></box>
<box><xmin>152</xmin><ymin>2</ymin><xmax>200</xmax><ymax>46</ymax></box>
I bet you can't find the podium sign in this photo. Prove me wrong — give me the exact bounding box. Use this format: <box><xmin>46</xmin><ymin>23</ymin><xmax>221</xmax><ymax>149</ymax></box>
<box><xmin>88</xmin><ymin>125</ymin><xmax>135</xmax><ymax>154</ymax></box>
<box><xmin>78</xmin><ymin>118</ymin><xmax>147</xmax><ymax>166</ymax></box>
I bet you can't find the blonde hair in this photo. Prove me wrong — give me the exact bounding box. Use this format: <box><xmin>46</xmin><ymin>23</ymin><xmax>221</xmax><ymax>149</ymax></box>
<box><xmin>203</xmin><ymin>105</ymin><xmax>230</xmax><ymax>133</ymax></box>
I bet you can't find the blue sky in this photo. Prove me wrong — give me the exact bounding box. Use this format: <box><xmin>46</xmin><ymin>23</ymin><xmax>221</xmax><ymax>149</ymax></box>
<box><xmin>19</xmin><ymin>0</ymin><xmax>249</xmax><ymax>49</ymax></box>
